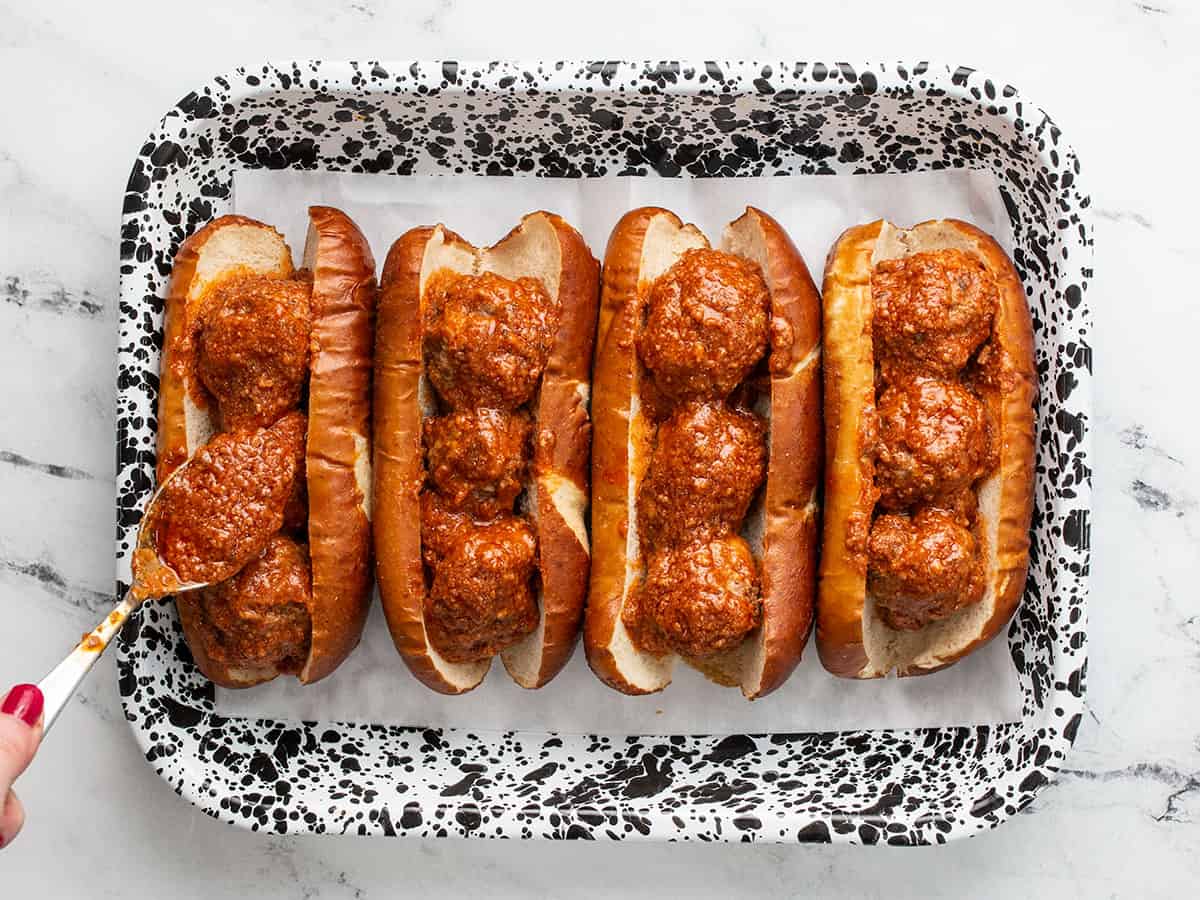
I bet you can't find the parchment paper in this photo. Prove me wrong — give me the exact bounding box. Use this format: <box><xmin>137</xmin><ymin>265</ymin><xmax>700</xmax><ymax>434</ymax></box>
<box><xmin>215</xmin><ymin>169</ymin><xmax>1023</xmax><ymax>734</ymax></box>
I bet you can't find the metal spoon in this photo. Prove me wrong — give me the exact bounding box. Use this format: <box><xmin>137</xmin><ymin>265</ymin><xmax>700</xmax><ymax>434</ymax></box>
<box><xmin>35</xmin><ymin>464</ymin><xmax>208</xmax><ymax>733</ymax></box>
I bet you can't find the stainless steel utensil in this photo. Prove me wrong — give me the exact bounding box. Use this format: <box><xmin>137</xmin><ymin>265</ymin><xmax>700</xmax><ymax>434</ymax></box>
<box><xmin>36</xmin><ymin>465</ymin><xmax>205</xmax><ymax>732</ymax></box>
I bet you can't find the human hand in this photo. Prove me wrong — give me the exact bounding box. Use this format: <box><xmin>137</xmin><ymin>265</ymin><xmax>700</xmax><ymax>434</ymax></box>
<box><xmin>0</xmin><ymin>685</ymin><xmax>44</xmax><ymax>849</ymax></box>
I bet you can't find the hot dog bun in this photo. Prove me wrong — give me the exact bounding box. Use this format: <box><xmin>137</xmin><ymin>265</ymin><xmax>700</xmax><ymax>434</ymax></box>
<box><xmin>817</xmin><ymin>219</ymin><xmax>1036</xmax><ymax>677</ymax></box>
<box><xmin>160</xmin><ymin>209</ymin><xmax>376</xmax><ymax>687</ymax></box>
<box><xmin>373</xmin><ymin>212</ymin><xmax>599</xmax><ymax>694</ymax></box>
<box><xmin>585</xmin><ymin>207</ymin><xmax>822</xmax><ymax>699</ymax></box>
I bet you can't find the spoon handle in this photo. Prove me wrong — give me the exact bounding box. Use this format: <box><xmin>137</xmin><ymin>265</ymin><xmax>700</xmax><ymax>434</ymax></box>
<box><xmin>37</xmin><ymin>588</ymin><xmax>143</xmax><ymax>733</ymax></box>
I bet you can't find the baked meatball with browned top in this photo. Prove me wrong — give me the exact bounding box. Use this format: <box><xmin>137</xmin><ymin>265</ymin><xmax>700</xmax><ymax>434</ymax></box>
<box><xmin>424</xmin><ymin>516</ymin><xmax>539</xmax><ymax>662</ymax></box>
<box><xmin>423</xmin><ymin>270</ymin><xmax>560</xmax><ymax>411</ymax></box>
<box><xmin>871</xmin><ymin>248</ymin><xmax>996</xmax><ymax>379</ymax></box>
<box><xmin>638</xmin><ymin>248</ymin><xmax>769</xmax><ymax>405</ymax></box>
<box><xmin>867</xmin><ymin>506</ymin><xmax>986</xmax><ymax>631</ymax></box>
<box><xmin>196</xmin><ymin>274</ymin><xmax>312</xmax><ymax>431</ymax></box>
<box><xmin>637</xmin><ymin>401</ymin><xmax>766</xmax><ymax>548</ymax></box>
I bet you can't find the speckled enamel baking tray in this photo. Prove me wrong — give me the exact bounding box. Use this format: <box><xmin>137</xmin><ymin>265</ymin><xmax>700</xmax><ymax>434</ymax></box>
<box><xmin>114</xmin><ymin>60</ymin><xmax>1092</xmax><ymax>844</ymax></box>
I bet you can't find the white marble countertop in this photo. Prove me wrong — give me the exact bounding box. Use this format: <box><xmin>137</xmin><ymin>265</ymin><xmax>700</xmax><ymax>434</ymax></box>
<box><xmin>1</xmin><ymin>0</ymin><xmax>1196</xmax><ymax>895</ymax></box>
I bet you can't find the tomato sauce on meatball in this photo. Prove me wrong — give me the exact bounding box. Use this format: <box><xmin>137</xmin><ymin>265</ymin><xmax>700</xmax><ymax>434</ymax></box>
<box><xmin>424</xmin><ymin>516</ymin><xmax>540</xmax><ymax>663</ymax></box>
<box><xmin>867</xmin><ymin>507</ymin><xmax>986</xmax><ymax>631</ymax></box>
<box><xmin>195</xmin><ymin>274</ymin><xmax>312</xmax><ymax>432</ymax></box>
<box><xmin>871</xmin><ymin>249</ymin><xmax>996</xmax><ymax>380</ymax></box>
<box><xmin>629</xmin><ymin>534</ymin><xmax>762</xmax><ymax>659</ymax></box>
<box><xmin>638</xmin><ymin>248</ymin><xmax>769</xmax><ymax>405</ymax></box>
<box><xmin>874</xmin><ymin>374</ymin><xmax>992</xmax><ymax>511</ymax></box>
<box><xmin>637</xmin><ymin>401</ymin><xmax>766</xmax><ymax>548</ymax></box>
<box><xmin>423</xmin><ymin>270</ymin><xmax>560</xmax><ymax>411</ymax></box>
<box><xmin>181</xmin><ymin>533</ymin><xmax>313</xmax><ymax>672</ymax></box>
<box><xmin>424</xmin><ymin>408</ymin><xmax>530</xmax><ymax>521</ymax></box>
<box><xmin>153</xmin><ymin>412</ymin><xmax>306</xmax><ymax>586</ymax></box>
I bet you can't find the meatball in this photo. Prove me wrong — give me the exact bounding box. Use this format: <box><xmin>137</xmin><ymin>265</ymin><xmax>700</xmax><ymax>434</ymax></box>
<box><xmin>875</xmin><ymin>374</ymin><xmax>992</xmax><ymax>511</ymax></box>
<box><xmin>196</xmin><ymin>274</ymin><xmax>312</xmax><ymax>431</ymax></box>
<box><xmin>638</xmin><ymin>248</ymin><xmax>769</xmax><ymax>404</ymax></box>
<box><xmin>281</xmin><ymin>432</ymin><xmax>308</xmax><ymax>535</ymax></box>
<box><xmin>867</xmin><ymin>507</ymin><xmax>986</xmax><ymax>631</ymax></box>
<box><xmin>184</xmin><ymin>534</ymin><xmax>313</xmax><ymax>672</ymax></box>
<box><xmin>929</xmin><ymin>487</ymin><xmax>981</xmax><ymax>526</ymax></box>
<box><xmin>419</xmin><ymin>491</ymin><xmax>473</xmax><ymax>568</ymax></box>
<box><xmin>619</xmin><ymin>578</ymin><xmax>673</xmax><ymax>657</ymax></box>
<box><xmin>423</xmin><ymin>270</ymin><xmax>560</xmax><ymax>410</ymax></box>
<box><xmin>635</xmin><ymin>534</ymin><xmax>761</xmax><ymax>659</ymax></box>
<box><xmin>871</xmin><ymin>249</ymin><xmax>996</xmax><ymax>378</ymax></box>
<box><xmin>155</xmin><ymin>412</ymin><xmax>306</xmax><ymax>585</ymax></box>
<box><xmin>424</xmin><ymin>516</ymin><xmax>539</xmax><ymax>662</ymax></box>
<box><xmin>425</xmin><ymin>408</ymin><xmax>530</xmax><ymax>519</ymax></box>
<box><xmin>637</xmin><ymin>401</ymin><xmax>766</xmax><ymax>548</ymax></box>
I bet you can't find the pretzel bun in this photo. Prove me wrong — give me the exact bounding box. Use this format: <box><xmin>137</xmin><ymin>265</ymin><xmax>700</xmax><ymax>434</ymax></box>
<box><xmin>373</xmin><ymin>212</ymin><xmax>599</xmax><ymax>694</ymax></box>
<box><xmin>159</xmin><ymin>209</ymin><xmax>376</xmax><ymax>687</ymax></box>
<box><xmin>817</xmin><ymin>219</ymin><xmax>1036</xmax><ymax>677</ymax></box>
<box><xmin>585</xmin><ymin>207</ymin><xmax>822</xmax><ymax>699</ymax></box>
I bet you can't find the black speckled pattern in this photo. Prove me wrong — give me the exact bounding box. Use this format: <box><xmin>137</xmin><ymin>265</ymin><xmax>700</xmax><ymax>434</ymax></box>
<box><xmin>114</xmin><ymin>60</ymin><xmax>1092</xmax><ymax>844</ymax></box>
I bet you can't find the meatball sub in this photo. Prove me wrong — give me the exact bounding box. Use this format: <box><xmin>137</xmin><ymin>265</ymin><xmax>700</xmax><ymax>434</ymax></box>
<box><xmin>146</xmin><ymin>210</ymin><xmax>376</xmax><ymax>688</ymax></box>
<box><xmin>586</xmin><ymin>207</ymin><xmax>822</xmax><ymax>699</ymax></box>
<box><xmin>373</xmin><ymin>212</ymin><xmax>599</xmax><ymax>693</ymax></box>
<box><xmin>817</xmin><ymin>219</ymin><xmax>1036</xmax><ymax>677</ymax></box>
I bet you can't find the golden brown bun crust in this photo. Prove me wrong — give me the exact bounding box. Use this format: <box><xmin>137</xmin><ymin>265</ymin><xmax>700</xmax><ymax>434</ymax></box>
<box><xmin>501</xmin><ymin>213</ymin><xmax>599</xmax><ymax>688</ymax></box>
<box><xmin>156</xmin><ymin>221</ymin><xmax>203</xmax><ymax>483</ymax></box>
<box><xmin>816</xmin><ymin>219</ymin><xmax>1036</xmax><ymax>677</ymax></box>
<box><xmin>730</xmin><ymin>207</ymin><xmax>822</xmax><ymax>698</ymax></box>
<box><xmin>374</xmin><ymin>227</ymin><xmax>461</xmax><ymax>692</ymax></box>
<box><xmin>585</xmin><ymin>207</ymin><xmax>822</xmax><ymax>698</ymax></box>
<box><xmin>584</xmin><ymin>208</ymin><xmax>679</xmax><ymax>695</ymax></box>
<box><xmin>299</xmin><ymin>206</ymin><xmax>376</xmax><ymax>684</ymax></box>
<box><xmin>374</xmin><ymin>215</ymin><xmax>598</xmax><ymax>693</ymax></box>
<box><xmin>816</xmin><ymin>221</ymin><xmax>882</xmax><ymax>677</ymax></box>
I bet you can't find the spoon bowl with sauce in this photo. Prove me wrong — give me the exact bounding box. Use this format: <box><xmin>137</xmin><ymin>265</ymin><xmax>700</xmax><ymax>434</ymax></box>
<box><xmin>35</xmin><ymin>466</ymin><xmax>207</xmax><ymax>732</ymax></box>
<box><xmin>35</xmin><ymin>413</ymin><xmax>304</xmax><ymax>732</ymax></box>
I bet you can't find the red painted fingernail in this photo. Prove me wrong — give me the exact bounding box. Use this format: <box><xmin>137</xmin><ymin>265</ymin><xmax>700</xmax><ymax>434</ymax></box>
<box><xmin>1</xmin><ymin>684</ymin><xmax>43</xmax><ymax>727</ymax></box>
